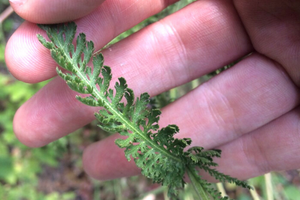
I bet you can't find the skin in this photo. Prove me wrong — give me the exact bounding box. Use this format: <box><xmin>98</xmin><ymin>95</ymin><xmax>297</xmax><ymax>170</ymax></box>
<box><xmin>5</xmin><ymin>0</ymin><xmax>300</xmax><ymax>182</ymax></box>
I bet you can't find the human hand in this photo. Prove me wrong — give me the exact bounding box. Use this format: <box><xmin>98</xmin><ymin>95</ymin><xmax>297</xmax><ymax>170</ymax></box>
<box><xmin>6</xmin><ymin>0</ymin><xmax>300</xmax><ymax>182</ymax></box>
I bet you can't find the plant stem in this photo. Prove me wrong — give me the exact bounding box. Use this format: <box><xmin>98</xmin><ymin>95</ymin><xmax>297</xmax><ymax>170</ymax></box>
<box><xmin>0</xmin><ymin>6</ymin><xmax>14</xmax><ymax>24</ymax></box>
<box><xmin>265</xmin><ymin>173</ymin><xmax>273</xmax><ymax>200</ymax></box>
<box><xmin>216</xmin><ymin>182</ymin><xmax>226</xmax><ymax>197</ymax></box>
<box><xmin>134</xmin><ymin>186</ymin><xmax>166</xmax><ymax>200</ymax></box>
<box><xmin>186</xmin><ymin>166</ymin><xmax>210</xmax><ymax>200</ymax></box>
<box><xmin>55</xmin><ymin>37</ymin><xmax>182</xmax><ymax>164</ymax></box>
<box><xmin>249</xmin><ymin>186</ymin><xmax>261</xmax><ymax>200</ymax></box>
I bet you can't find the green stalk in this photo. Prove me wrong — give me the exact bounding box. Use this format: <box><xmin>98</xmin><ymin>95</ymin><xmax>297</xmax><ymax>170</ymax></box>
<box><xmin>265</xmin><ymin>173</ymin><xmax>273</xmax><ymax>200</ymax></box>
<box><xmin>38</xmin><ymin>22</ymin><xmax>252</xmax><ymax>199</ymax></box>
<box><xmin>186</xmin><ymin>166</ymin><xmax>210</xmax><ymax>200</ymax></box>
<box><xmin>54</xmin><ymin>35</ymin><xmax>182</xmax><ymax>164</ymax></box>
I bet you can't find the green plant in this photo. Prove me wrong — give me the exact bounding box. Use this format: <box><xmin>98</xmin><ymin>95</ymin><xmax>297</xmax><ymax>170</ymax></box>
<box><xmin>0</xmin><ymin>74</ymin><xmax>77</xmax><ymax>200</ymax></box>
<box><xmin>37</xmin><ymin>22</ymin><xmax>251</xmax><ymax>200</ymax></box>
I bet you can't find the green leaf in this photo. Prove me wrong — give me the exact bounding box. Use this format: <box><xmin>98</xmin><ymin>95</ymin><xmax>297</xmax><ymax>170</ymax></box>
<box><xmin>37</xmin><ymin>22</ymin><xmax>251</xmax><ymax>199</ymax></box>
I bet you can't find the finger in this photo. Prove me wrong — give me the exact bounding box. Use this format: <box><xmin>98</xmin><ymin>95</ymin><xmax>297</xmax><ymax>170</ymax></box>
<box><xmin>159</xmin><ymin>54</ymin><xmax>299</xmax><ymax>149</ymax></box>
<box><xmin>82</xmin><ymin>53</ymin><xmax>300</xmax><ymax>180</ymax></box>
<box><xmin>6</xmin><ymin>0</ymin><xmax>178</xmax><ymax>83</ymax></box>
<box><xmin>210</xmin><ymin>106</ymin><xmax>300</xmax><ymax>181</ymax></box>
<box><xmin>84</xmin><ymin>106</ymin><xmax>300</xmax><ymax>181</ymax></box>
<box><xmin>83</xmin><ymin>134</ymin><xmax>140</xmax><ymax>180</ymax></box>
<box><xmin>10</xmin><ymin>0</ymin><xmax>105</xmax><ymax>24</ymax></box>
<box><xmin>13</xmin><ymin>77</ymin><xmax>98</xmax><ymax>147</ymax></box>
<box><xmin>13</xmin><ymin>0</ymin><xmax>252</xmax><ymax>147</ymax></box>
<box><xmin>234</xmin><ymin>0</ymin><xmax>300</xmax><ymax>86</ymax></box>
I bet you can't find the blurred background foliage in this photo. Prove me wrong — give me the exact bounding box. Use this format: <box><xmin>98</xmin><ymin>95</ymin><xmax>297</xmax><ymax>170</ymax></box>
<box><xmin>0</xmin><ymin>0</ymin><xmax>299</xmax><ymax>199</ymax></box>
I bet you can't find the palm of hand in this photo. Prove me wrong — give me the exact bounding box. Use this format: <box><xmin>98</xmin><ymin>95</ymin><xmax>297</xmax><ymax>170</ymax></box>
<box><xmin>5</xmin><ymin>0</ymin><xmax>300</xmax><ymax>181</ymax></box>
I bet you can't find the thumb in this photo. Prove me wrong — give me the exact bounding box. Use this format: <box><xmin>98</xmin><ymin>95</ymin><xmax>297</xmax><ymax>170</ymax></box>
<box><xmin>9</xmin><ymin>0</ymin><xmax>105</xmax><ymax>24</ymax></box>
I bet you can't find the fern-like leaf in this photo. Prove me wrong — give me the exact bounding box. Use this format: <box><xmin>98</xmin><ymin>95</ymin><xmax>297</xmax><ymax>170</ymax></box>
<box><xmin>37</xmin><ymin>22</ymin><xmax>251</xmax><ymax>199</ymax></box>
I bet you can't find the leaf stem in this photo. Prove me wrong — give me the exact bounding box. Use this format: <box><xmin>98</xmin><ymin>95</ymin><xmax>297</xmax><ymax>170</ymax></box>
<box><xmin>186</xmin><ymin>165</ymin><xmax>210</xmax><ymax>200</ymax></box>
<box><xmin>55</xmin><ymin>39</ymin><xmax>182</xmax><ymax>164</ymax></box>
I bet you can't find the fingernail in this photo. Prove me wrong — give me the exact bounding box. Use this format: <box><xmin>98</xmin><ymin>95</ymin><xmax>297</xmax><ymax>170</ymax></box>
<box><xmin>9</xmin><ymin>0</ymin><xmax>26</xmax><ymax>5</ymax></box>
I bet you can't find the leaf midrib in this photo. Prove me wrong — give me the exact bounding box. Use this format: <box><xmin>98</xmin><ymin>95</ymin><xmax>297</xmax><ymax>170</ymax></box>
<box><xmin>56</xmin><ymin>39</ymin><xmax>182</xmax><ymax>164</ymax></box>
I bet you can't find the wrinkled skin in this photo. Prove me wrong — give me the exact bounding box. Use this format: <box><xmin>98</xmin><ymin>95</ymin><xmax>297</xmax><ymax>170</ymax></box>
<box><xmin>6</xmin><ymin>0</ymin><xmax>300</xmax><ymax>181</ymax></box>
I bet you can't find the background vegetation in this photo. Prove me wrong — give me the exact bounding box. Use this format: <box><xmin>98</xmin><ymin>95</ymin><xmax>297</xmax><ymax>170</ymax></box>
<box><xmin>0</xmin><ymin>0</ymin><xmax>299</xmax><ymax>199</ymax></box>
